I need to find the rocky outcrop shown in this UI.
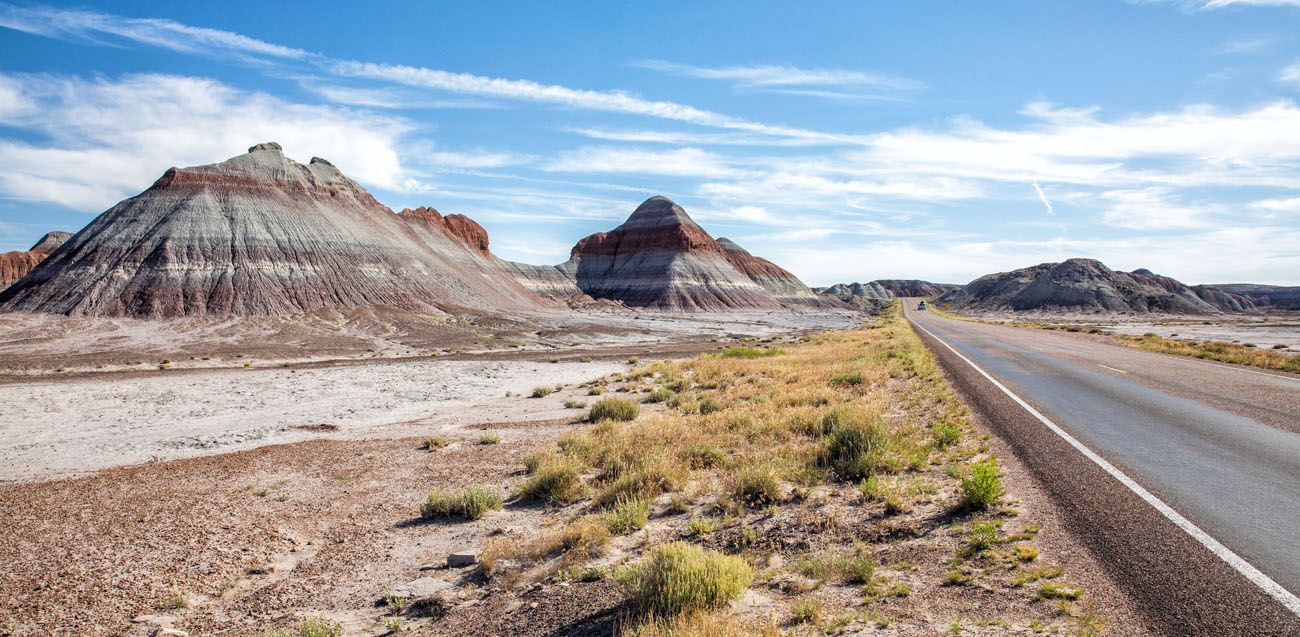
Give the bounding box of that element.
[938,258,1254,315]
[0,143,544,318]
[0,231,71,290]
[1213,284,1300,311]
[871,279,959,298]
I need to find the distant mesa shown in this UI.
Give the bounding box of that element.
[0,231,71,291]
[0,145,830,318]
[938,258,1257,314]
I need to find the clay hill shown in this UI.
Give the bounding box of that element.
[872,279,960,298]
[0,143,543,318]
[1213,284,1300,311]
[937,258,1256,314]
[815,282,893,302]
[0,232,70,291]
[504,196,824,310]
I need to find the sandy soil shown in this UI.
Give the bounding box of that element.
[0,356,628,484]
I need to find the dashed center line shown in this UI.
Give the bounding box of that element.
[1098,364,1129,374]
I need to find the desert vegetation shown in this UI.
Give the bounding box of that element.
[468,304,1097,634]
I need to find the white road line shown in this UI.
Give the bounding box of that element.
[1029,345,1044,351]
[1098,364,1129,374]
[911,318,1300,619]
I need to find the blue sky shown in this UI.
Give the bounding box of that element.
[2,1,1300,285]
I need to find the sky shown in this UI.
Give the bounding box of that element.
[2,1,1300,286]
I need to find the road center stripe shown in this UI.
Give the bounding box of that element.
[911,317,1300,619]
[1097,364,1129,374]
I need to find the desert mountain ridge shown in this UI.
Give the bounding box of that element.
[0,143,831,318]
[937,258,1259,315]
[0,231,70,291]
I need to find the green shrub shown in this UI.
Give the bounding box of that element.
[588,398,639,422]
[732,465,781,508]
[792,598,821,624]
[646,387,675,403]
[688,516,721,536]
[478,433,502,445]
[563,399,587,409]
[820,407,892,481]
[588,385,606,396]
[516,456,584,504]
[960,459,1003,510]
[532,385,554,398]
[697,397,724,415]
[931,421,961,448]
[829,371,864,387]
[605,495,651,534]
[616,542,753,615]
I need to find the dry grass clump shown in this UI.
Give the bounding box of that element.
[616,542,753,615]
[420,485,504,520]
[532,385,555,398]
[588,397,640,422]
[619,610,779,637]
[718,346,784,359]
[262,616,342,637]
[605,495,651,534]
[515,453,585,504]
[421,435,451,450]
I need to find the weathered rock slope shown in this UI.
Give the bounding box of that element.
[715,238,822,305]
[0,232,70,291]
[0,143,544,318]
[1214,284,1300,311]
[938,258,1254,315]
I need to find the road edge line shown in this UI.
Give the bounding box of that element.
[910,317,1300,619]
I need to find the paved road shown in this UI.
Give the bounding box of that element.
[904,302,1300,636]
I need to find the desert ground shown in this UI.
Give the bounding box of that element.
[0,307,1158,637]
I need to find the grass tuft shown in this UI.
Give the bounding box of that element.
[588,398,640,422]
[615,542,753,615]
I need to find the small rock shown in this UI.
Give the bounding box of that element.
[447,551,477,567]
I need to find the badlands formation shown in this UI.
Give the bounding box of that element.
[0,144,833,319]
[938,257,1258,315]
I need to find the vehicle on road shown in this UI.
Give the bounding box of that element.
[917,301,927,310]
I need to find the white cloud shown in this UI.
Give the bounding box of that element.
[424,150,535,169]
[1202,0,1300,7]
[0,72,410,210]
[1033,181,1056,216]
[635,60,922,96]
[0,3,310,59]
[1096,188,1213,229]
[543,147,743,178]
[1281,62,1300,87]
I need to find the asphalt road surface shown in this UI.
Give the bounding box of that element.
[904,302,1300,636]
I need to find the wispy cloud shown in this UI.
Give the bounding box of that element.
[0,3,310,60]
[635,60,923,97]
[1202,0,1300,7]
[544,147,744,178]
[329,61,864,144]
[1281,62,1300,86]
[1213,34,1277,54]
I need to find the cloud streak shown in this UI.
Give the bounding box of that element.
[635,60,922,97]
